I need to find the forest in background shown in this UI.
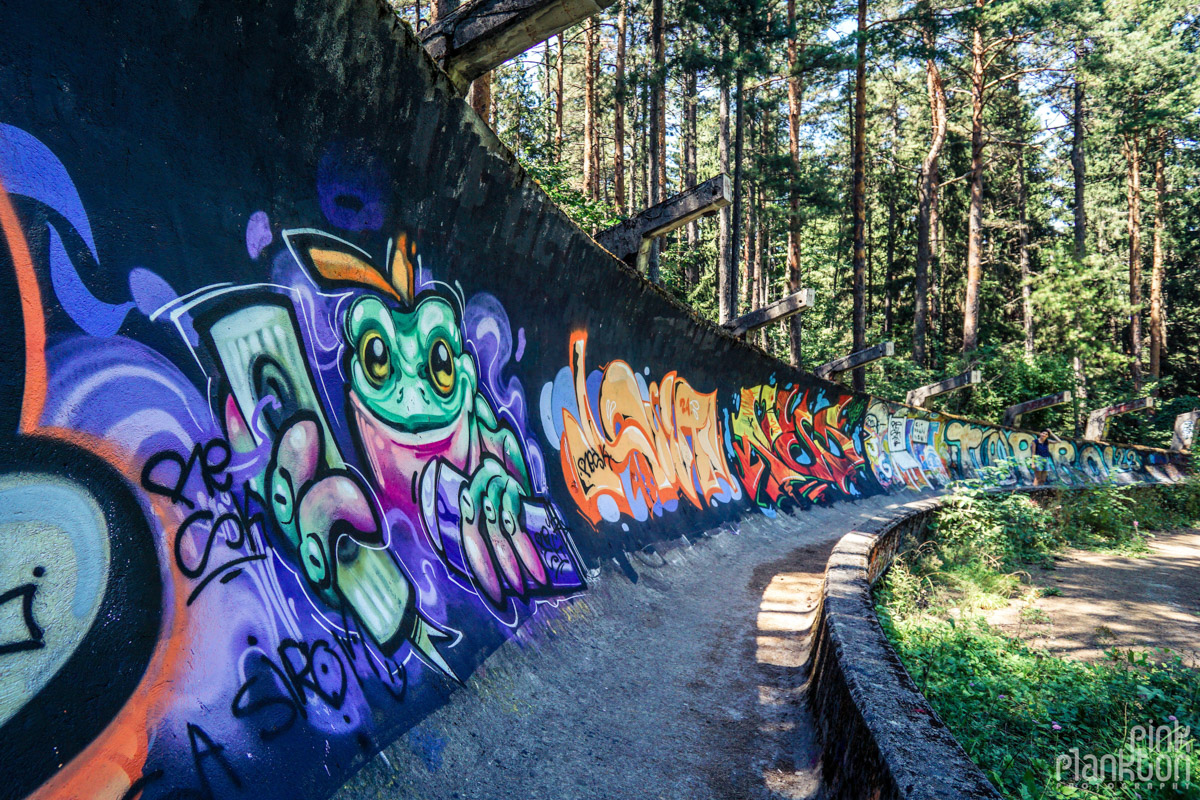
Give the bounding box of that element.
[391,0,1200,447]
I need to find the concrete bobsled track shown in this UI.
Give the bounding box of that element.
[0,2,1186,799]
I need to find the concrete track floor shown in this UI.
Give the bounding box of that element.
[338,494,913,800]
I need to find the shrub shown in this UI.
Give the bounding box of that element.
[1053,482,1137,546]
[931,475,1059,569]
[876,480,1200,800]
[878,613,1200,800]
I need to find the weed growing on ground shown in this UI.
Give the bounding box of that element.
[875,610,1200,800]
[876,481,1200,799]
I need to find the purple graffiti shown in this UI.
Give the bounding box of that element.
[246,211,273,259]
[2,126,586,800]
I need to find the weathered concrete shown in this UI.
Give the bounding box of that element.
[808,494,1004,800]
[595,174,732,269]
[337,499,915,800]
[420,0,614,92]
[815,341,894,381]
[1084,397,1156,441]
[905,370,981,408]
[723,289,816,338]
[1001,390,1073,428]
[1172,410,1199,452]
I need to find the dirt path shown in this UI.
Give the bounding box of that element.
[984,529,1200,665]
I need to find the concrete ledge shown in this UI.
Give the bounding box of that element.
[808,495,1003,800]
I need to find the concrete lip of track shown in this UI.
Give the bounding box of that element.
[337,494,915,800]
[809,494,1003,800]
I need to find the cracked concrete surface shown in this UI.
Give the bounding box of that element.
[337,494,914,800]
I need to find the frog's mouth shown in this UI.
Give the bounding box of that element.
[349,392,475,508]
[351,391,462,450]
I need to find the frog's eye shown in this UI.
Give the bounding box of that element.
[358,331,391,387]
[428,337,455,397]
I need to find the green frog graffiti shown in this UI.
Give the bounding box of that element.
[291,231,582,613]
[341,289,551,608]
[202,231,583,678]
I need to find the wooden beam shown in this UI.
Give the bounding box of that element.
[1084,396,1156,441]
[595,174,732,266]
[1001,390,1073,428]
[905,369,981,408]
[814,341,894,380]
[420,0,615,92]
[1171,410,1199,451]
[721,288,816,338]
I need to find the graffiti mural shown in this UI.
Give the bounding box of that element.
[0,2,1185,798]
[858,400,1176,492]
[725,380,878,512]
[539,331,741,527]
[0,124,585,800]
[863,400,953,491]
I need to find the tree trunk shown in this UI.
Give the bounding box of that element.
[755,128,768,348]
[850,0,868,391]
[648,0,664,202]
[914,17,945,367]
[555,34,565,160]
[432,0,455,23]
[583,19,598,202]
[543,40,553,149]
[1150,131,1167,382]
[745,170,757,312]
[885,177,895,337]
[613,2,627,217]
[654,16,667,199]
[642,80,651,207]
[867,123,879,324]
[932,209,942,365]
[1072,355,1088,437]
[646,0,665,283]
[596,92,606,206]
[1018,142,1034,358]
[684,50,699,287]
[630,80,640,212]
[963,0,985,354]
[1124,133,1143,389]
[718,57,734,323]
[1071,55,1087,260]
[786,0,805,366]
[726,65,746,325]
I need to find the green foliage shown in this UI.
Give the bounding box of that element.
[1125,478,1200,531]
[1052,483,1139,547]
[387,0,1200,420]
[933,477,1062,569]
[876,611,1200,800]
[521,157,622,232]
[876,482,1200,800]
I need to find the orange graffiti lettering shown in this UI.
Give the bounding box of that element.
[557,332,737,526]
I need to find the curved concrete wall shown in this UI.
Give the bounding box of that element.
[809,496,1003,800]
[0,2,1183,799]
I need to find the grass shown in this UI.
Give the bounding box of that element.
[875,478,1200,800]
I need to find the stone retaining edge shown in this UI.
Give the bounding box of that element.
[808,494,1003,800]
